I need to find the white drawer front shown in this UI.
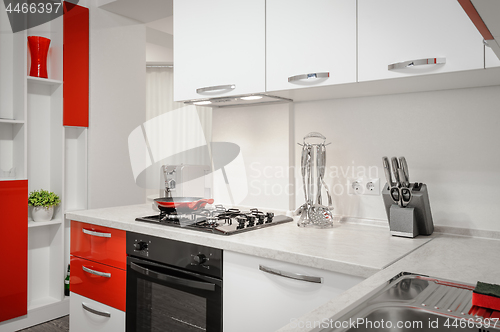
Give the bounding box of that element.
[70,292,125,332]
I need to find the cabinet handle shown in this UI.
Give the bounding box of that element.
[388,57,446,70]
[196,84,236,94]
[83,266,111,278]
[259,265,322,284]
[82,302,111,318]
[288,72,329,83]
[82,228,111,238]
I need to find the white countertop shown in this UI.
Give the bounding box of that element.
[277,234,500,331]
[66,204,433,278]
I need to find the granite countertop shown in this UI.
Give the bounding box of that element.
[277,234,500,331]
[66,204,433,278]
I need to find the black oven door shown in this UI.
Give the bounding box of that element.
[126,256,222,332]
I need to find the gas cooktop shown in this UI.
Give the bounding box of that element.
[135,205,293,235]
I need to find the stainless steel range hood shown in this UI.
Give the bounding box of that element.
[459,0,500,60]
[183,93,293,108]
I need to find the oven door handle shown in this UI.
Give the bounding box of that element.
[130,262,216,291]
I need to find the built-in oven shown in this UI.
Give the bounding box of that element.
[126,232,223,332]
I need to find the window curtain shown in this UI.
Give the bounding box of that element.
[145,67,212,198]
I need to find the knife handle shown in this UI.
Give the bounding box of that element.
[391,157,401,186]
[399,156,410,185]
[382,157,393,188]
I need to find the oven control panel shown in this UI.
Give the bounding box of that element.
[132,239,150,257]
[126,231,222,279]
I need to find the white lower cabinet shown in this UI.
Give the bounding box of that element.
[223,251,364,332]
[70,292,125,332]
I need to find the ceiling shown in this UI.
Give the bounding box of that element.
[146,16,173,35]
[98,0,173,29]
[471,0,500,40]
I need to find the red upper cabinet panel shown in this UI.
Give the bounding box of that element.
[0,180,28,323]
[63,2,89,127]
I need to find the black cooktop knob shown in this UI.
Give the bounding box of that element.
[246,215,256,227]
[236,216,246,230]
[266,212,274,223]
[256,214,265,225]
[134,241,148,251]
[193,254,207,265]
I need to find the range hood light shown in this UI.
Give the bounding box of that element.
[193,100,212,105]
[240,95,264,101]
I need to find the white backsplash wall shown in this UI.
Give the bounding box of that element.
[296,85,500,232]
[212,103,291,210]
[212,85,500,232]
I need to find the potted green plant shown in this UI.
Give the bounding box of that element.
[28,189,61,222]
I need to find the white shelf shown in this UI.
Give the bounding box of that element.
[28,218,64,228]
[0,177,27,181]
[27,76,63,86]
[28,296,61,311]
[0,118,24,124]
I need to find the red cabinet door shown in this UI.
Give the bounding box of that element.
[0,180,28,322]
[63,2,89,127]
[70,221,127,270]
[70,257,126,311]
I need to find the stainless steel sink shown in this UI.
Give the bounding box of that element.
[315,273,500,332]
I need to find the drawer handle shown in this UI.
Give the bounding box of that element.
[388,57,446,70]
[196,84,235,94]
[82,302,111,318]
[83,266,111,278]
[259,265,322,284]
[288,72,329,83]
[82,228,111,238]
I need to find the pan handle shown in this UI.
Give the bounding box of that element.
[188,198,214,210]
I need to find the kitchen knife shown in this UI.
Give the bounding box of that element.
[382,157,394,189]
[389,157,402,206]
[399,156,410,187]
[391,157,401,187]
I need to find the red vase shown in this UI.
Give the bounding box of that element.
[28,36,51,79]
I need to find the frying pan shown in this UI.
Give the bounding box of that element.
[154,197,214,212]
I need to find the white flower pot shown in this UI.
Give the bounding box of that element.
[32,206,54,222]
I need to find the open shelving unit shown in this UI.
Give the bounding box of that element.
[0,6,27,183]
[0,4,88,331]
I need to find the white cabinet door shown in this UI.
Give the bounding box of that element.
[266,0,356,92]
[223,251,364,332]
[358,0,484,82]
[70,292,125,332]
[173,0,265,102]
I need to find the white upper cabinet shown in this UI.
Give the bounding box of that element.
[173,0,265,102]
[266,0,356,92]
[358,0,485,82]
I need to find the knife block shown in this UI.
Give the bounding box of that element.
[382,183,434,238]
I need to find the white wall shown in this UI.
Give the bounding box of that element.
[88,2,146,208]
[212,85,500,232]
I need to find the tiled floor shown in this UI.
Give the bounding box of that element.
[18,315,69,332]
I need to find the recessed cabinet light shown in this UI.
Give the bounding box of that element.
[193,100,212,105]
[240,96,263,101]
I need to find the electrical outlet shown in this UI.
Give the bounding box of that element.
[347,178,380,195]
